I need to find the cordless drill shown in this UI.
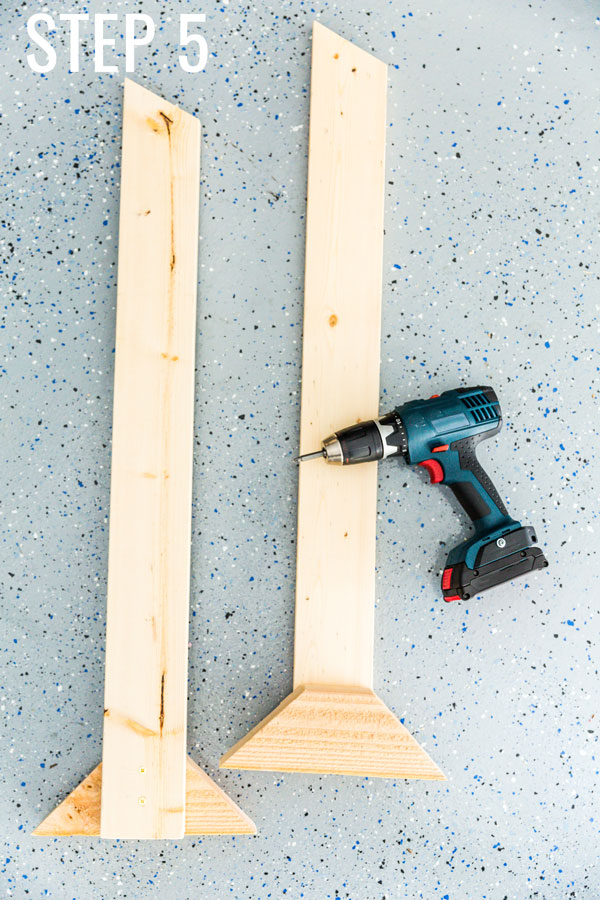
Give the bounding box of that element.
[298,386,548,602]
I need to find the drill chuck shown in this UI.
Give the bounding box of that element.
[325,421,384,464]
[321,434,344,463]
[299,414,407,465]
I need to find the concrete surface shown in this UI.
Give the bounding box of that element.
[0,0,598,897]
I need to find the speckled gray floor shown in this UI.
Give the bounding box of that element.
[1,1,598,898]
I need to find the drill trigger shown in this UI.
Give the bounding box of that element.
[418,458,444,484]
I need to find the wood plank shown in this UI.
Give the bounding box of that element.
[221,25,443,780]
[99,78,201,839]
[221,685,445,779]
[34,760,257,836]
[34,80,256,839]
[293,22,388,688]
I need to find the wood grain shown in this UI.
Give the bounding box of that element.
[99,78,201,839]
[33,765,103,837]
[293,22,388,688]
[34,760,256,836]
[221,685,445,779]
[184,758,256,835]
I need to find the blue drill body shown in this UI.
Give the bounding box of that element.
[302,385,548,602]
[395,387,520,571]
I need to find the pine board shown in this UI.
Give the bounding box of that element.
[294,23,388,688]
[99,79,201,839]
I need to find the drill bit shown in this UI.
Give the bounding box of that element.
[296,450,324,463]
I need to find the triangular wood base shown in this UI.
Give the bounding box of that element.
[183,758,256,835]
[33,763,103,837]
[33,757,256,837]
[220,685,445,779]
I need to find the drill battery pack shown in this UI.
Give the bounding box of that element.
[442,525,548,602]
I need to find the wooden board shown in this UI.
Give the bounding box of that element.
[33,759,256,836]
[221,25,444,781]
[221,685,445,779]
[294,22,387,687]
[33,80,256,838]
[100,78,200,839]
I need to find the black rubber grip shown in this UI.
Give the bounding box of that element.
[451,436,509,521]
[449,481,491,521]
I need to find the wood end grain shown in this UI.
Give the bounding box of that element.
[220,685,445,779]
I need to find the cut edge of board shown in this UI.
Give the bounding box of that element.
[311,20,388,74]
[32,758,256,837]
[122,76,202,125]
[32,763,103,837]
[219,685,446,779]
